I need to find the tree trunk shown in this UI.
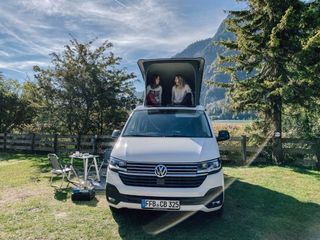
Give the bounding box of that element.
[271,97,284,164]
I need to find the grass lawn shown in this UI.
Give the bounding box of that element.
[0,153,319,240]
[212,120,252,136]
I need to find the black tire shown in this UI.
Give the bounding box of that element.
[109,206,122,214]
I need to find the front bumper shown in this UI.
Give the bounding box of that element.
[106,169,224,212]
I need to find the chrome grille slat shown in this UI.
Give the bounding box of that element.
[119,173,206,188]
[127,167,156,170]
[127,163,197,168]
[119,162,206,188]
[126,162,198,176]
[120,172,204,177]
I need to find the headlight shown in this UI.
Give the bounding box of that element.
[109,156,127,172]
[197,158,221,174]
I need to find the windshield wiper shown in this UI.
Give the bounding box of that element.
[165,134,186,137]
[125,133,167,137]
[124,134,154,137]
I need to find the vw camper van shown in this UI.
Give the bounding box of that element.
[106,58,229,213]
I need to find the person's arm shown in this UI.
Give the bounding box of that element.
[186,84,194,105]
[145,85,151,104]
[146,85,151,94]
[159,86,162,105]
[191,91,194,105]
[185,84,191,93]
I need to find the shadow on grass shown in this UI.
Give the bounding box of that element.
[0,152,45,162]
[53,186,99,206]
[0,152,88,180]
[111,180,320,240]
[291,167,320,179]
[72,197,99,207]
[54,188,70,202]
[0,152,51,173]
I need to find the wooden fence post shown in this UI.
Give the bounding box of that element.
[3,132,7,152]
[92,135,98,154]
[53,134,58,153]
[241,135,247,163]
[31,133,35,153]
[76,134,81,151]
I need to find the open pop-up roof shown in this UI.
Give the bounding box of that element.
[138,58,205,106]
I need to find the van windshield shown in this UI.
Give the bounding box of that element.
[122,109,212,138]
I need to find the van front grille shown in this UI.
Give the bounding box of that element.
[119,173,206,188]
[126,162,198,176]
[119,162,206,188]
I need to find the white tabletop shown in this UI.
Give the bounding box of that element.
[69,153,99,159]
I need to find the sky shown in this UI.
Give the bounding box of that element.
[0,0,243,91]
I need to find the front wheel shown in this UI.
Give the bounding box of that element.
[109,206,123,215]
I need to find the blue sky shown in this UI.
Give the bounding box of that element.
[0,0,243,91]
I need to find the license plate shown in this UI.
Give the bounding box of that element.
[141,199,180,210]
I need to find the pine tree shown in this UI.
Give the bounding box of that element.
[215,0,307,163]
[293,0,320,107]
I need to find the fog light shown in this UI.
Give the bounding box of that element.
[212,200,221,206]
[108,197,116,203]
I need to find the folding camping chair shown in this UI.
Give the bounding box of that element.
[48,153,78,188]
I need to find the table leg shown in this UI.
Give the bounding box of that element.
[93,157,100,182]
[69,157,74,179]
[84,158,88,181]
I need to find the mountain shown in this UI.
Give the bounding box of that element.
[174,18,234,106]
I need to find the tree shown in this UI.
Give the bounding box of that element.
[33,38,136,135]
[281,0,320,139]
[215,0,311,163]
[289,0,320,107]
[0,75,35,132]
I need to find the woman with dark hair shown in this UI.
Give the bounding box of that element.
[146,74,162,106]
[171,74,193,106]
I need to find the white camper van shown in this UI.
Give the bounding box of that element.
[106,58,229,214]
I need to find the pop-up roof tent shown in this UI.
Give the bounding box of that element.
[138,58,205,106]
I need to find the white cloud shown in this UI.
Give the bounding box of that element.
[0,0,228,83]
[0,50,11,57]
[0,60,49,70]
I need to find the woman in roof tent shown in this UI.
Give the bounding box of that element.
[146,74,162,106]
[171,74,194,106]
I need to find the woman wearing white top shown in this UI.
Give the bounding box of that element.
[146,74,162,106]
[171,74,194,105]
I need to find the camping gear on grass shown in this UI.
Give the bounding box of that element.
[71,187,95,201]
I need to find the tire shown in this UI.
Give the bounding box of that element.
[109,206,122,214]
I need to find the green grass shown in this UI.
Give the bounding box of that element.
[0,153,319,240]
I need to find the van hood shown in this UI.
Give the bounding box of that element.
[111,137,220,163]
[138,58,205,106]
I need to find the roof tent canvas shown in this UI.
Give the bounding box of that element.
[137,58,205,106]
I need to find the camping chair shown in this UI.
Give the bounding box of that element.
[48,153,78,188]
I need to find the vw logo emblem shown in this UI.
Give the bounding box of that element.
[154,165,167,178]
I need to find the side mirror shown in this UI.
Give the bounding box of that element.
[216,130,230,142]
[111,129,121,139]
